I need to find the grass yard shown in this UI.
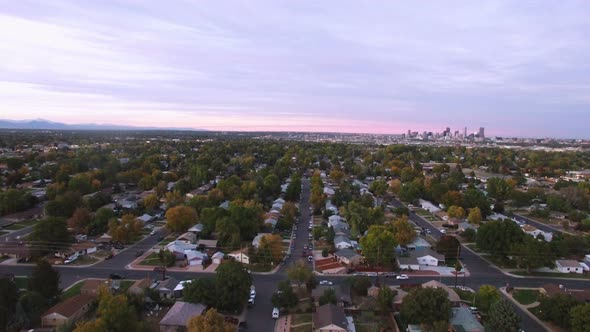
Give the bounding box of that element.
[62,280,84,300]
[119,280,135,291]
[487,256,517,269]
[15,276,29,290]
[139,252,161,266]
[290,325,312,332]
[453,287,475,304]
[512,289,540,305]
[291,313,312,326]
[69,255,99,266]
[355,324,380,332]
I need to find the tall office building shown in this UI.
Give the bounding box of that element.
[478,127,485,139]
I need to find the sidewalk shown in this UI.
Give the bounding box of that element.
[500,287,551,332]
[274,315,291,332]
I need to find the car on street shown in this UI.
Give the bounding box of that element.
[64,255,78,264]
[150,230,157,235]
[105,253,114,260]
[307,255,313,262]
[157,236,164,241]
[248,296,255,306]
[250,289,256,297]
[272,307,280,319]
[383,272,397,278]
[366,272,377,277]
[109,273,124,280]
[135,250,144,257]
[303,245,308,250]
[396,274,409,280]
[439,229,447,234]
[426,229,432,234]
[319,280,333,285]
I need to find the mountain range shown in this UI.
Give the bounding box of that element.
[0,119,206,131]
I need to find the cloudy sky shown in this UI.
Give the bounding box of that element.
[1,1,589,137]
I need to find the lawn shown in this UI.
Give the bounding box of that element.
[355,324,380,332]
[119,280,135,291]
[486,256,517,269]
[139,252,161,266]
[512,271,590,279]
[248,263,274,272]
[290,325,312,332]
[512,289,540,305]
[62,280,84,300]
[0,255,9,263]
[16,219,38,227]
[69,255,99,266]
[453,287,475,304]
[291,313,311,326]
[4,223,25,230]
[15,276,29,290]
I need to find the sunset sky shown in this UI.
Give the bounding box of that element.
[1,1,589,137]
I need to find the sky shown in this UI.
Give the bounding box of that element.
[1,1,589,138]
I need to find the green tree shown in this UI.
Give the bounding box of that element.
[0,278,18,330]
[165,205,198,233]
[263,174,281,198]
[108,214,142,244]
[349,276,372,296]
[485,299,520,332]
[463,188,491,218]
[284,175,302,201]
[184,278,217,307]
[319,288,337,305]
[359,225,397,267]
[287,261,313,288]
[271,280,298,309]
[28,260,61,305]
[487,177,513,202]
[537,294,580,328]
[400,287,452,326]
[214,261,251,312]
[435,235,460,260]
[474,285,501,313]
[461,228,476,242]
[570,304,590,332]
[67,207,92,234]
[31,217,72,254]
[392,216,416,246]
[187,308,234,332]
[158,250,176,268]
[510,236,556,273]
[467,207,482,224]
[89,207,115,235]
[12,291,46,330]
[96,291,137,332]
[377,287,396,312]
[73,319,107,332]
[476,219,524,257]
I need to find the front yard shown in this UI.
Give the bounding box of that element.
[512,271,590,279]
[139,252,161,266]
[512,289,540,305]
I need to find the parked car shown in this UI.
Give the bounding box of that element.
[250,289,256,297]
[439,229,447,234]
[307,255,313,262]
[383,272,397,278]
[319,280,333,285]
[272,307,280,319]
[135,250,144,257]
[150,230,157,235]
[109,273,124,280]
[396,274,409,280]
[366,272,377,277]
[64,255,78,264]
[248,296,255,306]
[105,253,114,260]
[303,246,308,250]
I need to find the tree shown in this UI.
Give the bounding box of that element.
[96,290,137,332]
[359,225,397,267]
[463,188,491,218]
[537,293,580,328]
[447,205,465,218]
[392,216,416,246]
[435,235,460,260]
[349,276,372,296]
[476,219,524,257]
[287,261,313,288]
[400,287,451,326]
[158,250,176,268]
[510,236,555,273]
[74,319,107,332]
[284,175,302,201]
[12,291,46,330]
[0,278,18,330]
[485,299,520,332]
[377,287,396,312]
[184,278,216,307]
[214,261,251,312]
[461,228,476,242]
[370,180,388,197]
[108,214,142,244]
[258,234,283,264]
[143,193,159,211]
[271,280,298,309]
[487,177,513,202]
[474,285,501,313]
[570,304,590,332]
[28,260,61,305]
[187,308,234,332]
[454,262,462,288]
[31,217,72,254]
[263,174,281,198]
[319,288,337,305]
[467,207,482,224]
[89,207,115,235]
[67,207,92,234]
[166,205,197,233]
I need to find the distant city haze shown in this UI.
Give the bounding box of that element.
[1,1,589,138]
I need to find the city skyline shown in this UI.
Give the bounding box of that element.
[2,1,590,138]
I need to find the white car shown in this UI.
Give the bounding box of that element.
[248,296,255,305]
[396,274,409,280]
[440,229,447,234]
[366,272,378,277]
[307,255,313,262]
[250,289,256,297]
[272,307,280,319]
[319,280,333,286]
[150,230,157,235]
[64,255,78,264]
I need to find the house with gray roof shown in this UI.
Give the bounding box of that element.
[159,301,206,332]
[313,304,348,332]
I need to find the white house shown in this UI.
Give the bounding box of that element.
[188,223,204,234]
[273,198,286,205]
[185,250,207,266]
[166,241,198,259]
[264,218,278,229]
[328,215,347,228]
[271,202,284,211]
[416,250,445,266]
[228,249,250,264]
[323,187,336,196]
[419,199,440,213]
[137,214,153,223]
[522,225,553,242]
[176,232,196,244]
[325,201,338,213]
[334,235,353,249]
[211,252,224,265]
[555,260,583,274]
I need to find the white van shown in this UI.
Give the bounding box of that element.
[272,307,280,319]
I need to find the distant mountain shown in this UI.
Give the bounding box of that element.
[0,119,207,131]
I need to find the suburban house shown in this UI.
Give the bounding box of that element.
[176,232,197,244]
[450,307,485,332]
[128,278,152,297]
[264,217,278,229]
[334,235,353,250]
[70,242,98,256]
[173,280,192,298]
[405,236,432,251]
[419,199,441,213]
[41,294,95,327]
[152,277,179,300]
[0,240,31,260]
[196,239,218,250]
[185,250,208,266]
[541,284,590,303]
[165,241,198,260]
[228,249,250,264]
[211,251,224,264]
[159,301,206,332]
[398,254,420,271]
[95,233,112,244]
[323,186,336,196]
[137,213,154,223]
[187,223,204,234]
[555,260,583,274]
[398,250,445,269]
[313,304,348,332]
[328,215,347,228]
[80,279,109,297]
[522,224,553,242]
[325,201,338,213]
[422,280,461,306]
[458,222,478,233]
[334,248,364,267]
